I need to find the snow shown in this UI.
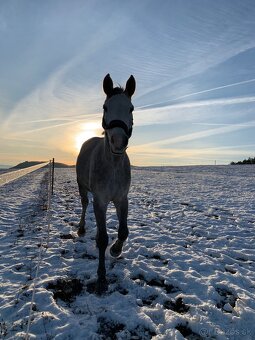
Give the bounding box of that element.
[0,165,255,339]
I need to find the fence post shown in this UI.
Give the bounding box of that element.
[51,158,55,195]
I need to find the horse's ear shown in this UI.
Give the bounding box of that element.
[125,75,136,98]
[103,74,113,97]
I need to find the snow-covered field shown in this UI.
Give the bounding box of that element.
[0,165,255,339]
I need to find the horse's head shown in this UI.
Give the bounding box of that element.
[102,74,136,155]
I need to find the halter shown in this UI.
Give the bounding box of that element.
[102,117,133,137]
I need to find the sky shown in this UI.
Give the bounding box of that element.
[0,0,255,166]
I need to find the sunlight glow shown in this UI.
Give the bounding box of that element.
[74,122,101,152]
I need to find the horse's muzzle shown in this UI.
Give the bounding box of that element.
[110,133,128,154]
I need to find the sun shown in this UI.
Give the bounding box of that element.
[75,122,101,152]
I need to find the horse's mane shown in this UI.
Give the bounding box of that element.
[108,86,124,98]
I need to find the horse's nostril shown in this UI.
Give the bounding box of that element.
[111,133,128,151]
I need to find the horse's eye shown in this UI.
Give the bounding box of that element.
[103,105,107,112]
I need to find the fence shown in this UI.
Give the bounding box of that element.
[0,159,55,339]
[0,162,50,187]
[24,159,55,339]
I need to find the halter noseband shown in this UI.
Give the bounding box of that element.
[102,117,133,138]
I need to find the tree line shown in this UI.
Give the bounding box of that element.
[230,157,255,165]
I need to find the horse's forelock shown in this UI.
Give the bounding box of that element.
[107,86,124,98]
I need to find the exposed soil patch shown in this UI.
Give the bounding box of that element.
[81,252,97,260]
[130,325,157,339]
[97,317,125,340]
[215,287,237,312]
[176,323,203,339]
[47,278,83,303]
[164,297,190,314]
[60,233,75,240]
[85,281,97,294]
[142,294,158,306]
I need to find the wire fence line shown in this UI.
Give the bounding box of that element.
[19,159,55,340]
[0,162,49,187]
[6,158,54,340]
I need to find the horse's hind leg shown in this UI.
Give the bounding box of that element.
[78,184,88,236]
[110,197,129,258]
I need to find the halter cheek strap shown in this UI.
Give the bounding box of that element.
[102,117,133,137]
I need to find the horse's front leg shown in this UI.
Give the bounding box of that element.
[77,184,88,236]
[110,197,129,258]
[78,194,88,236]
[93,197,109,294]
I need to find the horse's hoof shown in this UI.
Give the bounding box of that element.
[77,227,86,237]
[110,240,123,258]
[96,279,108,295]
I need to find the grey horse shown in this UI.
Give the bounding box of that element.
[76,74,136,294]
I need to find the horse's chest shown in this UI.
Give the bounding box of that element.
[91,164,130,199]
[105,169,129,191]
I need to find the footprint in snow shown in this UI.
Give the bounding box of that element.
[97,317,156,340]
[164,297,190,314]
[175,322,203,340]
[131,273,179,294]
[215,286,237,313]
[46,277,84,303]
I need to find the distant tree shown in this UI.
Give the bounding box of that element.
[230,157,255,165]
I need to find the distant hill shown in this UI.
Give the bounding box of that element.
[11,161,75,169]
[230,157,255,165]
[0,164,11,169]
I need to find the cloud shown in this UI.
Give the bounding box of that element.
[134,95,255,128]
[133,120,255,148]
[129,142,255,166]
[137,78,255,110]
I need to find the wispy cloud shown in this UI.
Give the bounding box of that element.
[15,113,102,125]
[130,142,255,166]
[134,95,255,127]
[133,120,255,148]
[137,79,255,110]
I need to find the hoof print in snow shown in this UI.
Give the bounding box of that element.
[81,252,96,260]
[236,256,249,263]
[225,265,237,274]
[86,281,97,294]
[97,317,124,339]
[60,233,75,240]
[150,253,162,260]
[215,287,237,312]
[15,264,24,271]
[17,229,24,237]
[132,274,179,294]
[117,286,129,295]
[86,280,108,295]
[142,294,158,306]
[47,278,83,303]
[164,297,190,314]
[130,325,156,339]
[108,274,118,284]
[176,323,203,339]
[86,275,122,295]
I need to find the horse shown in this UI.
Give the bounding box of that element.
[76,74,136,294]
